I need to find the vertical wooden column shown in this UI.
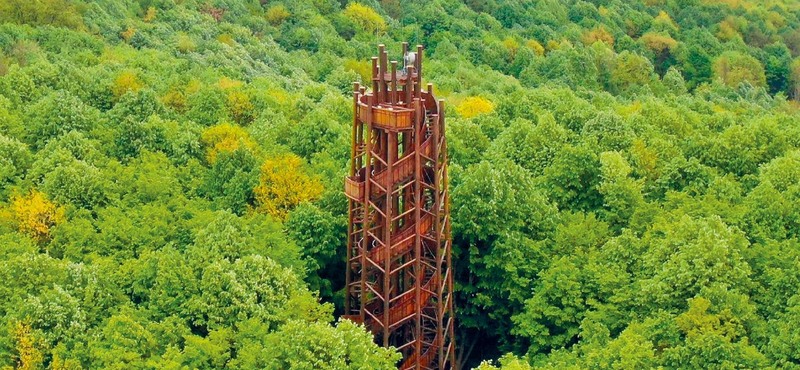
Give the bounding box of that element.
[372,56,379,103]
[379,44,388,104]
[432,106,444,368]
[383,132,395,347]
[405,66,414,108]
[390,60,400,232]
[391,61,398,105]
[416,44,423,79]
[346,82,359,316]
[360,88,374,324]
[442,99,456,369]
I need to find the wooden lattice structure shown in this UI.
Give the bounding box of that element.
[343,43,456,370]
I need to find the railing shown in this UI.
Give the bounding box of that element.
[374,105,414,130]
[372,154,414,190]
[357,104,415,130]
[356,91,439,131]
[344,176,364,201]
[400,336,440,370]
[367,212,434,265]
[345,126,435,200]
[364,273,439,329]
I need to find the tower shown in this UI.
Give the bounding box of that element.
[344,43,456,370]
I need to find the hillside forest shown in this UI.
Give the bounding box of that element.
[3,0,800,369]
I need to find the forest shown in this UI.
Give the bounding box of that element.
[2,0,800,369]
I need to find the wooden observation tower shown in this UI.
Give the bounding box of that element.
[343,43,456,370]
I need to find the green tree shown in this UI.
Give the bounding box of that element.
[762,42,792,94]
[597,151,644,228]
[202,147,259,216]
[25,90,101,149]
[285,203,346,300]
[539,144,602,212]
[452,159,558,354]
[663,296,769,369]
[713,51,767,88]
[0,0,84,29]
[610,51,654,93]
[488,113,569,175]
[0,134,31,191]
[263,319,401,370]
[40,157,107,210]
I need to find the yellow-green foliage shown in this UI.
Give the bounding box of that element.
[121,27,136,42]
[701,0,754,9]
[344,59,372,82]
[456,96,494,118]
[265,5,291,25]
[714,51,767,87]
[10,321,44,370]
[640,32,678,54]
[502,37,520,58]
[611,51,654,90]
[630,139,658,179]
[176,32,196,53]
[217,78,254,124]
[217,33,235,46]
[791,59,800,98]
[218,77,243,90]
[143,6,157,22]
[526,39,545,56]
[343,3,386,34]
[200,123,255,164]
[653,10,677,30]
[7,190,64,243]
[111,70,143,98]
[583,26,614,46]
[474,354,532,370]
[0,0,83,29]
[226,90,254,124]
[49,354,81,370]
[253,154,323,220]
[161,88,186,112]
[717,16,744,40]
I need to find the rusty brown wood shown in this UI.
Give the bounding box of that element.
[346,82,359,316]
[346,42,455,370]
[405,66,414,108]
[391,61,398,106]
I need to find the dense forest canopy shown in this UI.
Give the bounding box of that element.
[2,0,800,369]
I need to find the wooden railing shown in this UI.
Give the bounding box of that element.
[343,128,433,200]
[364,273,439,331]
[356,91,439,131]
[367,212,434,265]
[344,176,364,201]
[400,336,440,370]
